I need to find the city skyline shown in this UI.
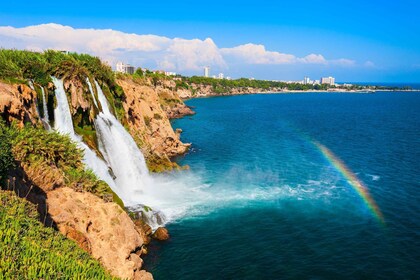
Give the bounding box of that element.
[0,0,418,82]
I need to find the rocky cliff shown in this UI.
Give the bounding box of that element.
[117,76,193,172]
[3,122,153,279]
[0,82,39,127]
[0,74,195,278]
[0,50,199,279]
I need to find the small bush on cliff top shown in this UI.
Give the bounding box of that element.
[0,191,116,279]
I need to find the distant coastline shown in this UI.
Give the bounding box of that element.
[180,87,420,100]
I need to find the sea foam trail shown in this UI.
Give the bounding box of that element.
[52,77,117,191]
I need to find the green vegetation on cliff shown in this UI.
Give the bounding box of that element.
[183,76,330,93]
[0,49,126,120]
[0,49,113,87]
[0,122,123,207]
[0,191,116,279]
[0,122,14,186]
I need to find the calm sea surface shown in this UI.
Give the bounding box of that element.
[144,92,420,279]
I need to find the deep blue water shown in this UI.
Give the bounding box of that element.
[144,92,420,279]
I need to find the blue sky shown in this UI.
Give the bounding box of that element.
[1,0,419,82]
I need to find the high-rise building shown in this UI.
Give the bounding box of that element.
[303,76,311,85]
[204,66,210,77]
[321,76,335,85]
[116,62,135,74]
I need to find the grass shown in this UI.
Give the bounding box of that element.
[0,190,117,279]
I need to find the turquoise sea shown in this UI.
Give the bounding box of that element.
[144,92,420,279]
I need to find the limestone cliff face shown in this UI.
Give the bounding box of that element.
[117,77,192,171]
[0,82,39,127]
[48,187,152,280]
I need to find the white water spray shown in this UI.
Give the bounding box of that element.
[51,76,117,191]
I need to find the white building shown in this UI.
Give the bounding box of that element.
[165,71,177,76]
[218,73,224,79]
[303,76,311,85]
[321,76,335,86]
[204,66,210,77]
[116,62,135,74]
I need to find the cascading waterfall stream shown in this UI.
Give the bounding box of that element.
[29,80,51,130]
[40,86,51,130]
[86,77,99,108]
[86,79,167,227]
[51,76,118,193]
[93,80,153,200]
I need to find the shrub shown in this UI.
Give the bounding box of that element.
[9,124,122,205]
[0,122,14,186]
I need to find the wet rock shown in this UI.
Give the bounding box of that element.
[134,270,153,280]
[152,227,170,241]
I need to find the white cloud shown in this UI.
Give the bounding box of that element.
[299,54,327,64]
[364,60,376,68]
[331,58,356,67]
[221,43,296,64]
[159,38,226,71]
[0,23,358,73]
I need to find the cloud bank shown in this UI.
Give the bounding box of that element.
[0,23,356,74]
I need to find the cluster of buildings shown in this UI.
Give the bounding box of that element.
[303,76,335,86]
[116,62,135,74]
[203,66,231,80]
[115,62,336,86]
[115,62,177,77]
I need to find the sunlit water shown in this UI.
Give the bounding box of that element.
[144,92,420,279]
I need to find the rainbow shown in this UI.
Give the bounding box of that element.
[313,141,385,224]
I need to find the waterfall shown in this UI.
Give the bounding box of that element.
[54,76,168,228]
[29,80,51,130]
[53,77,74,136]
[86,78,99,108]
[40,87,51,130]
[93,80,153,204]
[51,76,118,193]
